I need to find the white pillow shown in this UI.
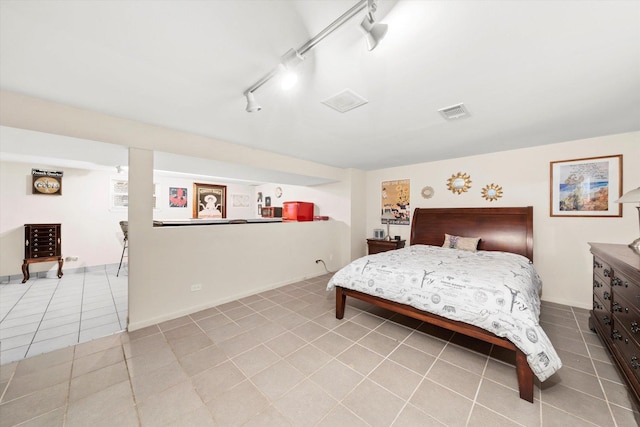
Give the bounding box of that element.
[442,234,481,252]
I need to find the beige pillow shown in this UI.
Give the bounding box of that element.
[442,234,481,252]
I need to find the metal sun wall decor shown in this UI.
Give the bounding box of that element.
[446,172,472,195]
[481,183,503,201]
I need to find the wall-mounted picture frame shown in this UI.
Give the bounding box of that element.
[169,187,188,208]
[550,154,622,217]
[193,183,227,219]
[381,179,410,225]
[32,169,63,195]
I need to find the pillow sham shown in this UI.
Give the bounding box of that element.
[442,234,481,252]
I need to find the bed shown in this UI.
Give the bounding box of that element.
[327,206,561,402]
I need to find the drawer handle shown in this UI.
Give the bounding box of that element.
[594,260,603,269]
[612,329,623,340]
[632,356,640,370]
[603,292,611,301]
[594,301,603,310]
[612,277,629,288]
[612,303,629,314]
[632,321,640,334]
[604,269,611,277]
[593,280,602,288]
[603,315,611,325]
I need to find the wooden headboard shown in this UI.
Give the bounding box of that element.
[410,207,534,261]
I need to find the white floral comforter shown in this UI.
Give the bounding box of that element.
[326,245,561,381]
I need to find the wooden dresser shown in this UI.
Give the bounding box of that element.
[366,238,405,255]
[22,223,63,283]
[589,243,640,404]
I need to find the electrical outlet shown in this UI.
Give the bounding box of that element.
[329,253,333,261]
[190,283,202,292]
[65,256,79,262]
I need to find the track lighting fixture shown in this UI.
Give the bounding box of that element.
[243,0,388,112]
[244,91,261,112]
[279,48,305,90]
[360,0,388,51]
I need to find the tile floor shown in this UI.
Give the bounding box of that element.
[1,273,639,426]
[0,265,127,365]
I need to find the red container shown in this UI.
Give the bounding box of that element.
[283,201,314,221]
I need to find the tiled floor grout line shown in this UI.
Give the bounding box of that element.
[0,284,31,324]
[105,270,125,330]
[572,305,621,427]
[23,278,64,360]
[465,350,493,426]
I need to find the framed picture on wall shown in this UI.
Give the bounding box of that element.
[550,154,622,217]
[32,169,63,195]
[169,187,188,208]
[193,183,227,219]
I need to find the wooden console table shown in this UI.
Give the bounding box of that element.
[22,223,63,283]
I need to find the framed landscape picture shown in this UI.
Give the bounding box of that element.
[550,154,622,217]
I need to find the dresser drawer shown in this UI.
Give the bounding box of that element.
[615,273,640,309]
[614,293,640,347]
[593,276,612,308]
[612,326,640,384]
[594,256,612,283]
[593,293,612,333]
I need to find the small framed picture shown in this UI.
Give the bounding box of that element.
[169,187,188,208]
[32,169,63,195]
[193,183,227,219]
[550,154,622,217]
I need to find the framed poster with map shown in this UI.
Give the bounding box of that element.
[550,154,622,217]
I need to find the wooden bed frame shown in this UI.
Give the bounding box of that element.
[335,207,536,402]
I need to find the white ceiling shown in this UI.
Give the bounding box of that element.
[1,0,639,172]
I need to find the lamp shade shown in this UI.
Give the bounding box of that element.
[616,187,640,203]
[381,209,396,221]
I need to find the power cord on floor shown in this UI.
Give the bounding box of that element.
[315,259,334,274]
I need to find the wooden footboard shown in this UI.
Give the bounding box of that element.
[335,286,534,403]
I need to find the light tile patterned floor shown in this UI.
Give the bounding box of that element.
[1,273,638,426]
[0,266,127,365]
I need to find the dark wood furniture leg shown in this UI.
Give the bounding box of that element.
[336,287,346,319]
[57,256,64,278]
[21,260,29,283]
[516,349,534,402]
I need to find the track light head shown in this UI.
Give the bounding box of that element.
[279,48,304,90]
[360,15,388,51]
[245,91,261,113]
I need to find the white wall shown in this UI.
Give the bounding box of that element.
[365,131,640,309]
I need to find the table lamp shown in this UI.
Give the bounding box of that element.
[616,187,640,252]
[381,209,396,241]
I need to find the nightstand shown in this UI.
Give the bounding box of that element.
[367,238,406,255]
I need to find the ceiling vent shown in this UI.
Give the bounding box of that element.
[438,103,470,120]
[321,89,368,113]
